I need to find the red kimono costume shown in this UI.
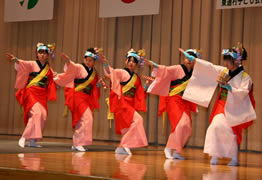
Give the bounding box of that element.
[54,61,100,146]
[148,64,197,153]
[15,60,56,140]
[106,67,148,148]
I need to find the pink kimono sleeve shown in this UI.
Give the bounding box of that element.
[54,61,88,88]
[147,65,184,96]
[14,60,35,89]
[104,66,130,97]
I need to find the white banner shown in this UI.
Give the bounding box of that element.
[4,0,54,22]
[217,0,262,9]
[99,0,160,18]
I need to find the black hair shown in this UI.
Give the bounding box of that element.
[187,51,197,58]
[127,56,138,64]
[84,48,97,58]
[223,47,248,62]
[223,49,237,64]
[241,47,248,60]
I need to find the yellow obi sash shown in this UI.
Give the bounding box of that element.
[168,80,189,96]
[64,70,96,117]
[106,73,138,126]
[26,64,49,88]
[74,70,96,92]
[160,80,189,133]
[122,73,137,94]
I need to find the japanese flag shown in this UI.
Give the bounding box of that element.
[99,0,160,18]
[4,0,54,22]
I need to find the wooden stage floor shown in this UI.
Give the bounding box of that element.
[0,136,262,179]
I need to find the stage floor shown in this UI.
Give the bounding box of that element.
[0,136,262,179]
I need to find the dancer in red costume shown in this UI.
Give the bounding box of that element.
[6,43,57,148]
[145,49,199,159]
[100,49,149,155]
[54,48,101,152]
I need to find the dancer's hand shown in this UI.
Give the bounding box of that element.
[178,48,185,54]
[217,78,227,85]
[6,53,19,63]
[61,53,71,62]
[97,77,108,89]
